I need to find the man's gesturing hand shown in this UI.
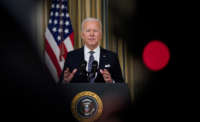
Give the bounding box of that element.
[64,68,77,83]
[100,69,113,83]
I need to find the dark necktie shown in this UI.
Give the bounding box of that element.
[88,51,95,83]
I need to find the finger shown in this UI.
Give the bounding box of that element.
[64,70,71,79]
[103,73,110,77]
[102,72,112,81]
[100,69,108,75]
[102,69,109,75]
[64,70,70,76]
[104,77,108,81]
[65,73,74,82]
[64,68,69,73]
[100,69,104,74]
[105,76,111,80]
[103,69,110,75]
[68,69,77,80]
[64,72,70,77]
[72,68,78,75]
[103,73,110,79]
[104,75,112,81]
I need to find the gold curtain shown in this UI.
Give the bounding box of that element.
[68,0,106,49]
[43,0,134,100]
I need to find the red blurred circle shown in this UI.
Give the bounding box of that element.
[142,40,170,71]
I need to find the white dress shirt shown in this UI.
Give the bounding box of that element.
[84,45,115,83]
[84,45,100,72]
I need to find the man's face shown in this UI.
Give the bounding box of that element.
[81,21,102,49]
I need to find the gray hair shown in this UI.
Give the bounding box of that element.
[81,17,102,32]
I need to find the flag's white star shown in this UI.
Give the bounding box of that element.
[64,29,69,34]
[56,4,60,9]
[50,12,53,16]
[55,12,59,17]
[52,27,57,32]
[60,20,63,25]
[49,19,52,24]
[61,13,64,17]
[65,21,69,26]
[57,36,61,41]
[58,28,63,33]
[54,20,58,24]
[61,5,65,9]
[51,4,55,8]
[66,13,69,17]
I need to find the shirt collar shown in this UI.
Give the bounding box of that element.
[84,45,100,54]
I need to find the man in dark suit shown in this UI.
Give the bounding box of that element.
[60,18,124,83]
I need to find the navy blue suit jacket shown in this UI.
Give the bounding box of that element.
[59,47,124,83]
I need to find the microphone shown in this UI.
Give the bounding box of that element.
[88,60,98,81]
[79,60,87,76]
[91,60,98,74]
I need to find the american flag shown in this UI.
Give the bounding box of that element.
[45,0,74,82]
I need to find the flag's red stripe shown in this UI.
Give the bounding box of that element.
[45,39,62,77]
[58,42,68,60]
[69,32,74,46]
[63,44,68,59]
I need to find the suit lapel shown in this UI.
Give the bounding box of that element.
[99,47,106,70]
[80,47,84,61]
[94,48,106,82]
[74,47,84,74]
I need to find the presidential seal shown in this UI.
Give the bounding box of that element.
[71,91,103,122]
